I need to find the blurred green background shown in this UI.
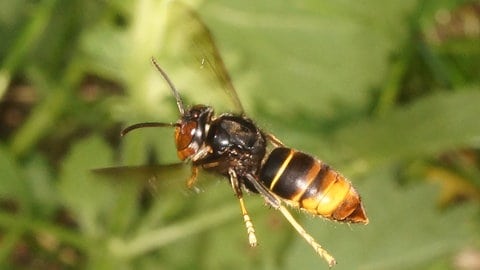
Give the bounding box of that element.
[1,0,480,269]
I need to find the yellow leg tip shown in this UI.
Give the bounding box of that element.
[248,234,257,247]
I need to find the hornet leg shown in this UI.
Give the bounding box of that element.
[266,133,286,147]
[228,169,257,247]
[244,174,336,267]
[186,165,199,189]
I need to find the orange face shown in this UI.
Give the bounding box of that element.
[175,121,199,160]
[173,105,213,161]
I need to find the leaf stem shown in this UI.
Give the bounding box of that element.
[0,211,89,250]
[108,203,239,259]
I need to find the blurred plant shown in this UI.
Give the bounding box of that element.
[375,2,480,208]
[0,0,479,269]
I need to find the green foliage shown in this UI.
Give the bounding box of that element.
[0,0,479,269]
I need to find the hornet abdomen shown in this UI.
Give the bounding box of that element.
[259,147,368,223]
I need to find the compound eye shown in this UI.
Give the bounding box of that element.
[175,121,198,160]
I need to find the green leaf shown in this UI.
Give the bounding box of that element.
[23,153,57,216]
[0,143,26,202]
[79,22,129,82]
[58,135,115,237]
[200,0,418,115]
[332,89,480,167]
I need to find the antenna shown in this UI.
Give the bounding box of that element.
[121,122,178,137]
[151,57,185,115]
[121,59,183,137]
